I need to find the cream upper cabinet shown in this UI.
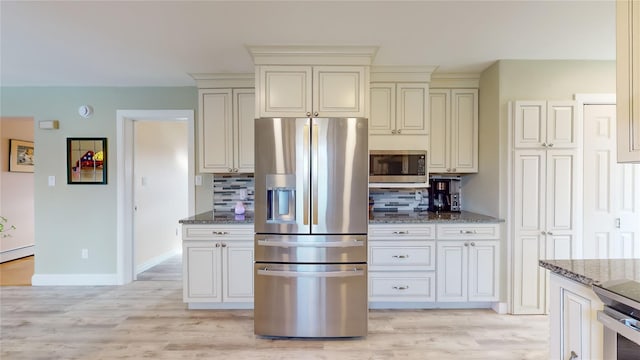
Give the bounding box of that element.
[617,1,640,163]
[513,101,577,149]
[256,65,367,118]
[370,82,428,135]
[198,88,255,173]
[428,89,478,173]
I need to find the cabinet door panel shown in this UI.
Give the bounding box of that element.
[436,242,467,302]
[513,234,546,314]
[546,150,577,232]
[369,84,395,134]
[450,89,478,172]
[234,89,255,172]
[546,234,573,260]
[223,241,254,302]
[259,66,311,117]
[428,90,449,172]
[547,101,577,148]
[185,246,221,302]
[396,83,428,135]
[199,90,233,172]
[514,101,546,148]
[562,289,591,360]
[514,150,546,232]
[313,66,365,117]
[468,241,499,301]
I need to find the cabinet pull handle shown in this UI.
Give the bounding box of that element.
[569,351,578,360]
[392,255,409,259]
[212,231,229,235]
[392,285,409,290]
[392,231,409,235]
[460,230,477,234]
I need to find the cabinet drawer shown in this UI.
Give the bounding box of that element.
[183,225,254,240]
[369,224,436,240]
[369,272,435,301]
[436,223,500,240]
[369,241,435,271]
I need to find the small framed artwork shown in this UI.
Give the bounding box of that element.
[9,139,34,173]
[67,137,107,184]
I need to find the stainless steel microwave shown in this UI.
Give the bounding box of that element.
[369,150,427,183]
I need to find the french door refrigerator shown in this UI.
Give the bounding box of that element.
[254,117,369,338]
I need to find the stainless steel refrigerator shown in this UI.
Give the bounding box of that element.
[254,117,369,338]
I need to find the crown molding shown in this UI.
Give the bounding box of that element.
[370,65,439,82]
[246,45,379,66]
[430,73,481,88]
[190,73,254,88]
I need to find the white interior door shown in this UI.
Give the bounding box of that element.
[583,104,640,258]
[133,120,188,276]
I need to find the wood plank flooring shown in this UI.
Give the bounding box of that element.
[1,255,550,359]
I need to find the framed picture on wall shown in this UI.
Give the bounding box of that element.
[67,137,107,184]
[9,139,34,173]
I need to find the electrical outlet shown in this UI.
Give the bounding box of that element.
[81,248,89,259]
[239,189,248,200]
[415,191,422,201]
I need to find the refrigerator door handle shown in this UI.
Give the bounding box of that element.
[312,124,319,225]
[257,239,365,248]
[257,268,365,278]
[303,123,310,226]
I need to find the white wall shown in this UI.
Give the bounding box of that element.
[133,120,187,271]
[0,117,35,262]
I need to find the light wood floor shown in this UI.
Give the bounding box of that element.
[0,256,550,359]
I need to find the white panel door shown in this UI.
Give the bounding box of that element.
[234,89,255,173]
[436,241,467,302]
[369,84,395,134]
[258,65,311,117]
[313,66,365,117]
[547,101,577,148]
[396,83,428,135]
[583,104,640,259]
[222,241,254,302]
[468,240,499,301]
[199,89,233,172]
[514,101,546,148]
[428,89,450,173]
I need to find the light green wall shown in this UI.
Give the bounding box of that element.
[1,87,198,275]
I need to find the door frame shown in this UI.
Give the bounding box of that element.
[116,110,195,285]
[574,93,615,259]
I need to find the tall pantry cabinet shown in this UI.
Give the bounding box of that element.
[510,100,580,314]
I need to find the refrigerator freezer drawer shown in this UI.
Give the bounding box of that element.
[254,234,367,263]
[254,263,368,338]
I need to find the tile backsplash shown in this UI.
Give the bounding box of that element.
[213,174,255,213]
[369,188,428,212]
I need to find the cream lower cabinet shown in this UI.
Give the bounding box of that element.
[428,89,479,174]
[182,224,254,309]
[436,224,500,302]
[549,273,603,360]
[198,88,255,173]
[256,65,367,118]
[368,224,436,307]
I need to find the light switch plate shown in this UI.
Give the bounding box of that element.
[195,175,202,186]
[48,176,55,187]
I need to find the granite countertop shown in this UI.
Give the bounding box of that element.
[179,211,254,225]
[539,258,640,286]
[368,210,504,224]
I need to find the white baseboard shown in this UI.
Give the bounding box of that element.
[135,248,181,275]
[492,302,508,314]
[31,273,119,286]
[1,245,34,263]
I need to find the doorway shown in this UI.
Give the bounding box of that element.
[582,104,640,258]
[116,110,194,285]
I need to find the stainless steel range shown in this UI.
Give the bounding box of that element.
[593,280,640,360]
[253,117,369,338]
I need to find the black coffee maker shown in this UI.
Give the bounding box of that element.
[428,177,462,212]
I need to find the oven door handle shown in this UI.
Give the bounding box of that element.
[597,309,640,344]
[257,268,365,278]
[256,239,365,248]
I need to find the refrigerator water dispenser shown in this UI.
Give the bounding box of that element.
[266,174,296,223]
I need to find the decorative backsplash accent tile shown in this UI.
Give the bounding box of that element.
[369,189,428,212]
[213,174,255,213]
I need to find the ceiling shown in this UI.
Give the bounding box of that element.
[0,1,616,87]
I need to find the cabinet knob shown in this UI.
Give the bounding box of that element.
[452,168,456,172]
[306,112,311,117]
[464,242,469,247]
[397,129,402,134]
[221,243,227,248]
[541,231,547,235]
[470,242,476,246]
[547,231,553,236]
[542,142,548,147]
[548,143,554,147]
[227,168,233,172]
[313,112,319,117]
[391,130,397,134]
[234,168,239,173]
[215,243,221,248]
